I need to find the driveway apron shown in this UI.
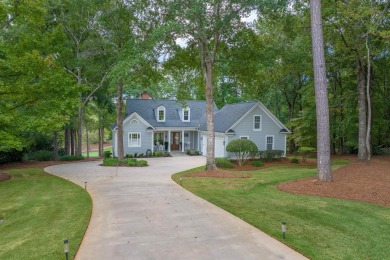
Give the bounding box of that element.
[45,157,307,260]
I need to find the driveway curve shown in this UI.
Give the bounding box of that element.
[45,157,307,260]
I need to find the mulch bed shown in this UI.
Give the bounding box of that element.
[0,173,12,182]
[228,158,317,171]
[278,156,390,207]
[184,170,251,178]
[0,158,102,171]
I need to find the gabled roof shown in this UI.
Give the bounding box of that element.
[200,101,290,133]
[120,99,217,128]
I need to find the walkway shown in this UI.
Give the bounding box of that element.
[45,157,307,260]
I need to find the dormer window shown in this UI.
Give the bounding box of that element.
[157,106,165,122]
[182,107,190,122]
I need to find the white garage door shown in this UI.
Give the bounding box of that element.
[202,134,225,158]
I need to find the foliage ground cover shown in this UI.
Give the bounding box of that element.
[102,158,148,167]
[0,168,92,259]
[172,161,390,260]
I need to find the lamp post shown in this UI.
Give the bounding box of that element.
[281,221,287,239]
[64,239,69,260]
[179,177,183,186]
[84,181,87,190]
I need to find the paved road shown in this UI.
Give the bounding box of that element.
[45,157,307,260]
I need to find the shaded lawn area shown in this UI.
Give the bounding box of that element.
[82,147,112,157]
[0,167,92,259]
[172,160,390,260]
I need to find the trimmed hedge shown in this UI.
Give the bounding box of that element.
[102,158,148,167]
[226,139,258,166]
[257,150,284,161]
[0,149,23,164]
[59,155,84,161]
[216,158,234,168]
[251,160,264,167]
[24,150,53,161]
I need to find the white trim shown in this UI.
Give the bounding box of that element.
[113,112,153,130]
[240,136,249,140]
[253,115,262,131]
[128,132,141,147]
[182,107,190,122]
[266,135,274,150]
[157,106,166,122]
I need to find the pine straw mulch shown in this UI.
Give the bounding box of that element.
[277,156,390,207]
[0,158,102,171]
[184,156,390,207]
[0,173,12,182]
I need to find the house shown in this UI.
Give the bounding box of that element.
[111,92,290,158]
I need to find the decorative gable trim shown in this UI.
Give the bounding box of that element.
[112,112,153,130]
[227,102,291,133]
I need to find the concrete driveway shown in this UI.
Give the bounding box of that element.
[45,157,307,260]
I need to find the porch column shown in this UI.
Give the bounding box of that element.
[168,130,171,153]
[181,130,185,152]
[151,131,154,152]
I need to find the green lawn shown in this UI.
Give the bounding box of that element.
[0,168,92,259]
[172,160,390,260]
[82,147,112,157]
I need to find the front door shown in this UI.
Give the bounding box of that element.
[171,132,180,150]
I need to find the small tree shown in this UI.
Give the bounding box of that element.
[226,139,258,166]
[297,147,316,162]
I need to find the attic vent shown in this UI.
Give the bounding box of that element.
[130,119,139,124]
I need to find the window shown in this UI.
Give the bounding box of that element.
[240,136,249,140]
[157,106,165,122]
[128,132,141,147]
[253,115,261,131]
[266,136,274,150]
[183,107,190,122]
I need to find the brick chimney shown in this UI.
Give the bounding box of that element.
[140,91,152,99]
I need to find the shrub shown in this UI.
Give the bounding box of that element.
[258,150,284,162]
[0,149,23,164]
[291,157,299,164]
[251,161,264,167]
[125,154,134,158]
[59,155,84,161]
[297,147,316,162]
[25,150,53,161]
[226,139,258,166]
[103,158,119,166]
[215,158,234,168]
[104,150,112,158]
[137,160,148,166]
[103,158,148,167]
[380,147,390,155]
[139,153,144,157]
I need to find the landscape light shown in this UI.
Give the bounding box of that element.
[64,239,69,260]
[84,181,87,190]
[281,221,287,239]
[180,177,183,186]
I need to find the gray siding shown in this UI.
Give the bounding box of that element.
[230,105,286,152]
[123,117,153,155]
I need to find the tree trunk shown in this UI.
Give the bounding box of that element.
[64,127,71,155]
[365,37,372,161]
[86,125,90,158]
[71,128,75,155]
[98,119,104,157]
[77,95,83,156]
[199,43,217,171]
[310,0,332,181]
[357,59,367,160]
[53,131,58,161]
[117,81,124,160]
